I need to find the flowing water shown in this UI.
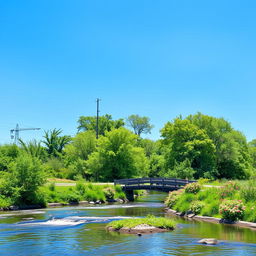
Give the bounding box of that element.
[1,192,256,255]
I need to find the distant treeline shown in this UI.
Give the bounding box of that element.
[0,112,256,207]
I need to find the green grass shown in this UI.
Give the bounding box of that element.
[41,182,127,204]
[107,215,176,230]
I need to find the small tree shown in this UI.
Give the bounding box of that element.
[42,129,71,157]
[126,114,154,137]
[86,128,149,181]
[77,114,124,135]
[6,154,46,206]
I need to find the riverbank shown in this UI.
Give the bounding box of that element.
[0,182,127,211]
[164,180,256,229]
[166,208,256,230]
[0,181,148,211]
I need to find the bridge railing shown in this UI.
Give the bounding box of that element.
[114,177,196,190]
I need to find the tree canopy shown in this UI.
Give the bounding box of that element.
[86,128,149,181]
[161,113,253,179]
[126,114,154,137]
[77,114,124,136]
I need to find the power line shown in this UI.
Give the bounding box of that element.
[96,98,101,139]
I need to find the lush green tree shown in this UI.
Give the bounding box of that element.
[63,131,97,180]
[161,159,195,179]
[137,138,158,157]
[86,128,149,181]
[65,131,96,161]
[19,139,46,161]
[249,139,256,170]
[148,153,165,177]
[0,154,46,206]
[77,114,124,135]
[0,144,20,172]
[42,129,71,157]
[187,113,252,179]
[161,118,216,179]
[126,114,154,137]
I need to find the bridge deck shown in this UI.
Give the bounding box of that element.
[114,177,196,192]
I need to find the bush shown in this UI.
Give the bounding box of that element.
[198,178,210,185]
[219,200,245,221]
[0,196,12,209]
[219,181,240,199]
[165,190,183,208]
[185,183,201,194]
[75,181,86,195]
[48,182,55,192]
[103,187,115,200]
[241,182,256,202]
[189,201,204,215]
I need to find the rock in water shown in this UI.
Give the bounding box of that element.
[198,238,218,245]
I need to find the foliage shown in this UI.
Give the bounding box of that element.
[249,139,256,169]
[0,154,46,207]
[161,113,253,180]
[19,139,46,160]
[0,196,12,209]
[219,200,245,221]
[219,181,240,199]
[189,201,204,215]
[137,138,157,157]
[0,144,20,172]
[43,128,71,157]
[103,187,115,200]
[161,118,216,179]
[163,159,195,179]
[86,128,149,181]
[165,190,184,208]
[77,114,124,135]
[64,131,97,161]
[240,180,256,202]
[107,215,175,230]
[184,183,201,194]
[148,154,165,177]
[126,114,154,137]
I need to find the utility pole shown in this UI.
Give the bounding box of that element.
[10,124,41,144]
[96,98,101,139]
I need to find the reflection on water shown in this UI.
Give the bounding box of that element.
[0,192,256,255]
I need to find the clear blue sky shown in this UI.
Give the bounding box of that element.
[0,0,255,143]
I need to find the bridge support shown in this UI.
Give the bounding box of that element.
[125,190,134,201]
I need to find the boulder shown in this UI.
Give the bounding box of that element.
[198,238,218,245]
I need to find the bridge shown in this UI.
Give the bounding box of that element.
[114,177,196,201]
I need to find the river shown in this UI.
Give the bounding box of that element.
[1,192,256,255]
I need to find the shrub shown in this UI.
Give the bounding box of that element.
[48,182,55,192]
[65,192,80,204]
[219,181,240,199]
[198,178,210,185]
[75,181,86,195]
[241,182,256,202]
[189,201,204,215]
[114,185,122,193]
[103,187,115,200]
[165,190,183,208]
[0,196,12,209]
[185,183,201,194]
[219,200,245,221]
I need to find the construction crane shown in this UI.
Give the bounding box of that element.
[10,124,41,144]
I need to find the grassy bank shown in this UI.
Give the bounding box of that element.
[165,180,256,222]
[41,182,126,205]
[0,182,127,210]
[107,215,176,230]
